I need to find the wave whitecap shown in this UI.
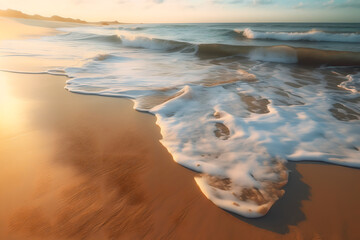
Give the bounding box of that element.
[60,30,360,66]
[197,44,360,66]
[116,31,195,52]
[236,28,360,43]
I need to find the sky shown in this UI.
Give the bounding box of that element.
[1,0,360,23]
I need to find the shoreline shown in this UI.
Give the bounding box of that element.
[0,71,359,240]
[1,18,360,240]
[0,17,59,40]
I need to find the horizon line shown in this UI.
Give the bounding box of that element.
[1,8,360,25]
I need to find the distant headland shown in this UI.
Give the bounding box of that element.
[0,9,123,25]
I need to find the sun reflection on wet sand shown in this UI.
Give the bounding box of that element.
[0,70,360,240]
[0,71,159,239]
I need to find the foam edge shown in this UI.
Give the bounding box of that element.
[194,172,287,218]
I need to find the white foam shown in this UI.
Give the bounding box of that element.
[59,56,360,217]
[194,177,278,218]
[116,31,160,49]
[338,73,360,93]
[116,31,191,51]
[2,23,360,218]
[241,28,360,43]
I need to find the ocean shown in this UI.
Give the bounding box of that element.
[1,21,359,217]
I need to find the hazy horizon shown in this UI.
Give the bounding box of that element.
[1,0,360,23]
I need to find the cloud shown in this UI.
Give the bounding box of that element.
[322,0,334,6]
[337,0,360,8]
[293,0,360,10]
[70,0,90,4]
[252,0,273,5]
[212,0,274,6]
[322,0,360,8]
[116,0,164,5]
[212,0,244,4]
[294,1,304,9]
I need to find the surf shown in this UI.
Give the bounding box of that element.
[236,28,360,43]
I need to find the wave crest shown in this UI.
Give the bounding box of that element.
[236,28,360,43]
[197,43,360,66]
[116,31,195,52]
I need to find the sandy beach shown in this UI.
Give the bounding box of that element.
[0,17,57,40]
[1,18,360,240]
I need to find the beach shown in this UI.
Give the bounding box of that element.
[0,18,360,240]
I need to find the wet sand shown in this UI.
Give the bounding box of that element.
[1,17,360,240]
[0,71,360,240]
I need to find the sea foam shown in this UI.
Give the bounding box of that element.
[116,31,194,52]
[338,73,360,93]
[63,54,360,217]
[2,22,360,218]
[239,28,360,43]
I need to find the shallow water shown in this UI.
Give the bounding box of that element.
[1,20,359,217]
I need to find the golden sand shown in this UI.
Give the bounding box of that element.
[0,17,58,40]
[0,18,359,240]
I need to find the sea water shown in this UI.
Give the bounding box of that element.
[1,20,359,217]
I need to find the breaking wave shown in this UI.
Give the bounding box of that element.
[197,44,360,66]
[3,21,360,218]
[116,31,195,52]
[236,28,360,43]
[83,31,360,67]
[60,31,360,66]
[196,44,298,64]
